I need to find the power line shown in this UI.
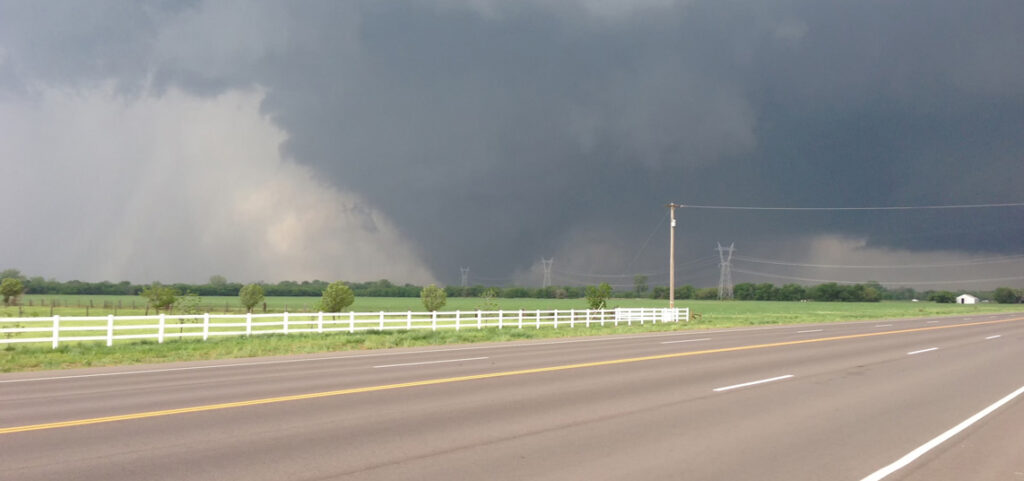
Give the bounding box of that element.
[625,209,669,270]
[552,256,717,280]
[676,202,1024,211]
[551,269,669,279]
[732,268,1024,286]
[733,254,1024,269]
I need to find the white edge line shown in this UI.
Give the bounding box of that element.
[661,338,712,344]
[985,335,1001,340]
[926,321,940,324]
[875,324,892,327]
[373,357,488,369]
[861,385,1024,481]
[907,347,938,355]
[797,329,823,333]
[713,374,794,392]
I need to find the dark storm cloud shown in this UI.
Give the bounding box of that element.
[2,0,1022,287]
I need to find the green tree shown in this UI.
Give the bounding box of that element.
[1,277,25,306]
[754,283,778,300]
[778,283,806,301]
[140,283,178,313]
[174,291,203,314]
[239,284,265,313]
[173,292,203,331]
[993,287,1020,304]
[209,275,228,286]
[675,285,696,299]
[1,268,25,282]
[421,284,447,311]
[320,281,355,312]
[694,287,719,300]
[585,282,612,309]
[810,283,842,302]
[477,288,499,310]
[733,283,756,300]
[928,291,956,303]
[633,275,648,296]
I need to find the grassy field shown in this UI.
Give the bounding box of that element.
[2,297,1021,373]
[3,294,1021,320]
[3,294,620,317]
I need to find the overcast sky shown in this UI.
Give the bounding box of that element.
[1,0,1022,289]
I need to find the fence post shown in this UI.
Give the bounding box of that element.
[407,311,412,330]
[283,312,290,334]
[107,314,114,347]
[498,310,503,329]
[203,313,210,341]
[455,310,461,331]
[536,309,541,329]
[380,311,385,331]
[52,315,60,349]
[518,309,523,329]
[318,312,324,333]
[349,312,356,333]
[553,310,558,329]
[586,309,591,328]
[432,311,437,331]
[246,312,252,336]
[477,309,482,329]
[158,313,165,343]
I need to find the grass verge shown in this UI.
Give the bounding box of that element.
[3,301,1021,373]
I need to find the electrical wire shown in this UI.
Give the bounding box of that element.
[732,268,1024,286]
[675,202,1024,211]
[623,210,669,270]
[733,254,1024,269]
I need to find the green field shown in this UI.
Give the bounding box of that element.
[2,294,1022,321]
[4,294,618,317]
[2,296,1021,373]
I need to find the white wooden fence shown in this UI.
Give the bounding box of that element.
[0,307,689,348]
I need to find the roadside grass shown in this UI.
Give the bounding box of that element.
[2,299,1021,373]
[1,322,690,372]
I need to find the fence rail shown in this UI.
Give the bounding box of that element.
[0,307,689,348]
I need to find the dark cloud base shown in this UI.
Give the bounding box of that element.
[2,0,1022,286]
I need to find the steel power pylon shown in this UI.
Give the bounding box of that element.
[541,258,554,288]
[460,267,470,289]
[717,242,735,300]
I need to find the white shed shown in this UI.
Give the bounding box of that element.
[956,294,979,304]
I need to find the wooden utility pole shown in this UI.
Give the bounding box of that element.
[666,203,679,309]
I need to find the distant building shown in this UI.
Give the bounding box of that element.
[956,294,979,304]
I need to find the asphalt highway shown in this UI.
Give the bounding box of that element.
[2,312,1023,480]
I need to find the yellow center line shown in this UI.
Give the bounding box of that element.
[3,316,1021,435]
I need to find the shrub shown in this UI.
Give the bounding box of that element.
[420,284,447,311]
[321,281,355,312]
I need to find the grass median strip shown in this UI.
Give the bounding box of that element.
[3,316,1022,435]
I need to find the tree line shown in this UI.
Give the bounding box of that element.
[2,269,1021,307]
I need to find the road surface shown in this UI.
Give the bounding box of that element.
[2,312,1022,480]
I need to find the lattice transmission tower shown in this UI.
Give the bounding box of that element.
[541,258,554,288]
[717,242,735,300]
[460,267,470,289]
